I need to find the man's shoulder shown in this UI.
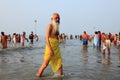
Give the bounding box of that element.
[47,23,53,29]
[47,23,52,27]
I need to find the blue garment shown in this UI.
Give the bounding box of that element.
[83,39,88,45]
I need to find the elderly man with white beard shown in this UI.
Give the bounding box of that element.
[36,13,63,77]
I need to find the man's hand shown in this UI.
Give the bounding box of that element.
[50,49,54,57]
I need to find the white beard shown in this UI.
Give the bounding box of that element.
[52,21,59,32]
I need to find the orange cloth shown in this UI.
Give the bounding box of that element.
[82,33,88,40]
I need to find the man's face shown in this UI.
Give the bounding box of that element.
[51,14,60,32]
[52,14,60,24]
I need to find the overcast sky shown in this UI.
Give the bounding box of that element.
[0,0,120,36]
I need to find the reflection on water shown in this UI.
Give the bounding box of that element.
[39,77,63,80]
[81,47,88,64]
[0,39,120,80]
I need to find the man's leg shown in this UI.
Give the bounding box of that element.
[36,60,49,77]
[108,48,111,59]
[58,65,63,76]
[103,49,106,59]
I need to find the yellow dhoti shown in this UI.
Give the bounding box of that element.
[44,38,62,73]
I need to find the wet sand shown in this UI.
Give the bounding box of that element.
[0,40,120,80]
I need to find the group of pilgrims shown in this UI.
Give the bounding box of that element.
[1,31,120,50]
[0,31,39,49]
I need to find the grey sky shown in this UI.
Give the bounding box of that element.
[0,0,120,35]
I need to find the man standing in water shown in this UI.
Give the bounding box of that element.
[29,31,34,44]
[102,34,111,64]
[21,32,26,47]
[36,13,63,77]
[82,31,89,48]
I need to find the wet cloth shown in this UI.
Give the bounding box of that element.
[44,38,62,73]
[83,39,88,45]
[82,33,88,45]
[93,34,99,47]
[106,40,111,48]
[103,39,111,50]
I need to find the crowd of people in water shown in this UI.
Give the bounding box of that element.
[60,31,120,49]
[1,31,120,50]
[1,13,120,79]
[60,31,120,64]
[0,31,39,49]
[1,30,120,72]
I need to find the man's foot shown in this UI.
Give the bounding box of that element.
[59,74,64,77]
[36,73,42,77]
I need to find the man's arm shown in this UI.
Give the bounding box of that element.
[45,24,54,56]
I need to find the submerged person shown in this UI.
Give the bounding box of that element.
[93,31,99,48]
[7,34,11,43]
[102,34,111,63]
[82,31,89,48]
[118,32,120,48]
[98,31,102,49]
[1,32,7,49]
[36,13,63,77]
[12,33,17,47]
[21,32,29,47]
[29,31,34,44]
[34,34,39,42]
[21,32,26,47]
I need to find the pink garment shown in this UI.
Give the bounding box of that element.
[21,35,25,43]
